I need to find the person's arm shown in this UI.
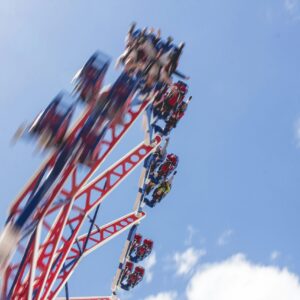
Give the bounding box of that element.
[187,95,193,104]
[169,171,177,185]
[153,95,166,107]
[154,90,171,107]
[162,137,169,156]
[157,28,161,39]
[115,50,128,69]
[173,69,190,80]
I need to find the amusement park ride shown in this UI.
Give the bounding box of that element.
[0,23,192,299]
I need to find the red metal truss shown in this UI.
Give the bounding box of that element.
[50,211,145,299]
[8,96,152,225]
[3,96,155,299]
[40,138,159,300]
[9,136,160,299]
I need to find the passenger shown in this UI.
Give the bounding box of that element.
[122,261,134,281]
[164,99,190,134]
[153,179,171,200]
[127,266,144,288]
[121,266,145,290]
[164,42,185,77]
[144,172,176,207]
[145,175,160,195]
[135,239,153,261]
[157,154,178,178]
[149,138,169,174]
[118,23,188,98]
[160,81,188,118]
[129,234,143,256]
[135,244,147,261]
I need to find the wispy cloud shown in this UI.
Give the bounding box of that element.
[173,247,206,276]
[144,291,177,300]
[143,252,157,283]
[184,225,205,246]
[217,229,233,246]
[184,225,196,246]
[186,253,300,300]
[270,250,281,261]
[284,0,299,13]
[283,0,300,20]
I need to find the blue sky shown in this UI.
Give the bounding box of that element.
[0,0,300,299]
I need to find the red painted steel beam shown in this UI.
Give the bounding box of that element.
[50,211,145,299]
[37,138,159,300]
[4,96,153,297]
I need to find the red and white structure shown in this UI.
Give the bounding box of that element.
[0,24,190,299]
[0,92,162,299]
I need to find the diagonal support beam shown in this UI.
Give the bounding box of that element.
[12,135,160,299]
[39,137,159,300]
[50,211,145,299]
[4,95,154,298]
